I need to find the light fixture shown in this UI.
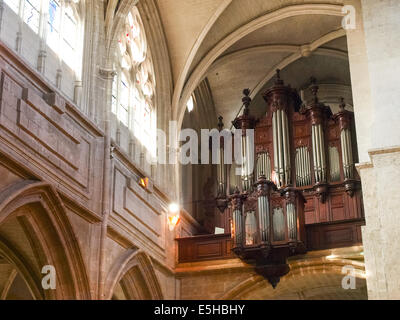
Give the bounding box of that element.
[167,203,181,231]
[139,177,149,189]
[169,203,180,214]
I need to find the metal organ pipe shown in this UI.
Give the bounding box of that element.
[295,146,311,187]
[286,202,297,241]
[273,113,278,180]
[273,109,291,188]
[341,128,354,179]
[256,152,271,181]
[233,209,243,246]
[241,134,254,192]
[282,111,290,185]
[312,124,326,183]
[329,146,341,182]
[258,195,270,242]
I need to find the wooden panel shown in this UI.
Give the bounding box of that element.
[197,242,222,258]
[177,234,234,263]
[306,220,364,250]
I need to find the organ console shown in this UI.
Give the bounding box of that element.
[216,70,364,287]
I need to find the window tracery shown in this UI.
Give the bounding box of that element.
[112,7,156,156]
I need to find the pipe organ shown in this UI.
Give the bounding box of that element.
[215,70,364,287]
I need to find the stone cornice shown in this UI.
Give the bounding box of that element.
[356,146,400,171]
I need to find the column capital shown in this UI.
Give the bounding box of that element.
[99,68,117,80]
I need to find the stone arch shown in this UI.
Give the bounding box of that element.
[105,249,163,300]
[176,3,345,129]
[220,258,367,300]
[0,181,91,300]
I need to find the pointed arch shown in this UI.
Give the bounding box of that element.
[105,249,163,300]
[0,181,91,299]
[220,258,366,300]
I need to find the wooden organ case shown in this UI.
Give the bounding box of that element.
[212,71,364,286]
[250,74,364,251]
[176,71,364,289]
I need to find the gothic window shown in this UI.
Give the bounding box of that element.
[47,0,61,51]
[112,7,156,155]
[24,0,41,33]
[47,0,80,71]
[3,0,82,72]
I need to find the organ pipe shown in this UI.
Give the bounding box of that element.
[295,146,311,186]
[255,176,275,244]
[335,99,355,181]
[312,124,327,183]
[286,202,297,241]
[329,146,341,182]
[258,195,270,242]
[272,109,291,188]
[233,208,243,246]
[256,152,271,181]
[245,211,257,245]
[241,134,254,191]
[341,129,354,180]
[273,207,285,241]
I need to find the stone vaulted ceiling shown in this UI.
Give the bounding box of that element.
[151,0,350,128]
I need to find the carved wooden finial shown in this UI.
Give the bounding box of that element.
[242,89,252,115]
[217,116,224,131]
[339,97,346,111]
[275,69,284,85]
[309,77,319,103]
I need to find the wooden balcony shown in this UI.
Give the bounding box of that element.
[176,219,365,264]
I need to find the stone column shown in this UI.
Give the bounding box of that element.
[346,0,400,299]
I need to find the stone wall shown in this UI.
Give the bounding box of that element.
[346,0,400,299]
[0,39,182,300]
